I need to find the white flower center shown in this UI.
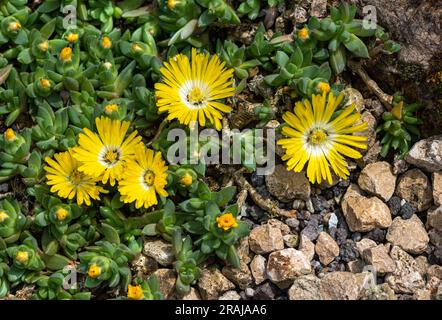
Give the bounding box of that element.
[99,146,122,168]
[179,80,210,109]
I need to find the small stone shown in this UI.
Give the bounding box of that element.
[319,272,362,300]
[283,234,299,248]
[250,255,267,285]
[236,236,252,265]
[152,269,177,299]
[385,246,425,294]
[433,172,442,206]
[347,260,365,273]
[288,275,322,300]
[249,224,284,254]
[365,228,387,242]
[414,256,429,277]
[387,196,402,216]
[253,282,277,300]
[405,135,442,172]
[310,0,327,17]
[427,206,442,232]
[362,244,396,274]
[291,6,308,24]
[143,239,174,266]
[339,240,360,263]
[222,262,253,290]
[265,164,311,202]
[393,159,410,175]
[343,87,365,113]
[315,232,340,266]
[360,283,397,300]
[396,169,432,212]
[301,215,321,241]
[386,215,429,254]
[356,238,377,256]
[399,202,416,219]
[327,213,339,229]
[267,249,311,287]
[285,217,300,229]
[198,268,235,300]
[267,219,291,236]
[131,254,158,276]
[341,184,392,232]
[245,288,255,298]
[180,287,201,300]
[358,162,396,201]
[299,234,315,261]
[427,265,442,279]
[218,290,241,300]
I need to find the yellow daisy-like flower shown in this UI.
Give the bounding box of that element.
[317,82,330,93]
[127,284,144,300]
[88,264,101,278]
[278,92,368,184]
[155,48,235,131]
[16,251,29,263]
[180,173,193,186]
[118,146,168,209]
[60,47,72,62]
[44,149,108,206]
[101,36,112,49]
[65,32,79,43]
[4,128,16,141]
[216,213,238,231]
[73,116,142,186]
[298,27,309,40]
[55,208,69,221]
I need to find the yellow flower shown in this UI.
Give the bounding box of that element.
[65,33,79,43]
[104,103,118,114]
[167,0,180,9]
[4,128,16,141]
[317,82,330,93]
[216,213,238,231]
[38,41,49,52]
[298,27,309,40]
[44,149,108,205]
[60,47,72,62]
[40,79,51,89]
[73,117,142,186]
[0,210,9,223]
[131,43,142,52]
[8,21,21,31]
[16,251,29,263]
[278,92,368,184]
[118,146,168,209]
[127,284,144,300]
[155,48,234,131]
[391,101,403,120]
[55,208,69,221]
[180,173,193,186]
[88,264,101,278]
[102,36,112,49]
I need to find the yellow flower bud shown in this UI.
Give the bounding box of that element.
[60,47,72,62]
[167,0,179,9]
[297,27,309,41]
[104,104,118,114]
[4,128,16,141]
[0,210,9,223]
[317,82,330,93]
[8,21,21,31]
[55,208,69,221]
[101,36,112,49]
[16,251,29,263]
[65,33,79,43]
[103,62,113,70]
[180,173,193,186]
[127,284,144,300]
[40,79,51,89]
[88,264,101,278]
[216,213,238,231]
[38,41,49,52]
[131,43,142,52]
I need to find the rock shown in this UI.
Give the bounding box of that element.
[152,269,177,299]
[339,240,360,263]
[396,169,432,212]
[315,232,340,266]
[265,164,311,202]
[385,246,425,294]
[362,244,396,274]
[143,239,174,266]
[386,215,429,254]
[198,268,235,300]
[365,228,387,242]
[393,159,410,175]
[319,272,363,300]
[267,219,291,236]
[291,6,308,24]
[414,256,429,278]
[399,202,416,220]
[283,234,299,248]
[343,87,365,113]
[253,282,277,300]
[427,265,442,280]
[180,288,201,300]
[236,236,252,265]
[360,283,397,300]
[355,111,377,166]
[358,162,396,201]
[249,223,284,255]
[266,249,311,287]
[285,217,300,229]
[387,196,402,216]
[298,234,315,261]
[427,206,442,231]
[244,288,254,298]
[356,238,377,256]
[341,184,392,232]
[405,135,442,172]
[310,0,327,18]
[433,172,442,206]
[250,255,267,285]
[218,290,241,300]
[429,229,442,248]
[222,262,253,290]
[300,215,321,241]
[347,260,365,273]
[131,254,158,276]
[288,275,322,300]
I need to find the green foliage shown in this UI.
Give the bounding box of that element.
[377,95,421,159]
[0,198,31,245]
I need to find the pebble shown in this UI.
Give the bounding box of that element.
[339,240,360,263]
[265,164,311,202]
[253,282,278,300]
[198,268,236,300]
[386,215,430,254]
[387,196,402,216]
[433,172,442,206]
[288,275,322,300]
[358,162,396,201]
[399,202,415,219]
[405,135,442,172]
[395,169,433,212]
[300,215,321,241]
[315,232,340,266]
[267,249,312,287]
[218,290,241,300]
[249,223,284,254]
[250,255,267,285]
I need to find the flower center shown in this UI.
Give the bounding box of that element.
[16,251,29,263]
[188,87,205,104]
[216,213,238,231]
[144,170,155,187]
[104,104,118,114]
[0,210,9,223]
[309,129,327,145]
[103,149,120,165]
[56,208,69,221]
[127,284,144,300]
[88,264,101,278]
[69,169,83,185]
[180,173,193,186]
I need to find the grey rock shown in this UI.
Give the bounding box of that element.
[288,275,322,300]
[198,268,235,300]
[265,164,311,202]
[266,249,311,287]
[426,206,442,231]
[396,169,432,212]
[250,255,267,285]
[218,290,241,300]
[143,239,174,266]
[405,135,442,172]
